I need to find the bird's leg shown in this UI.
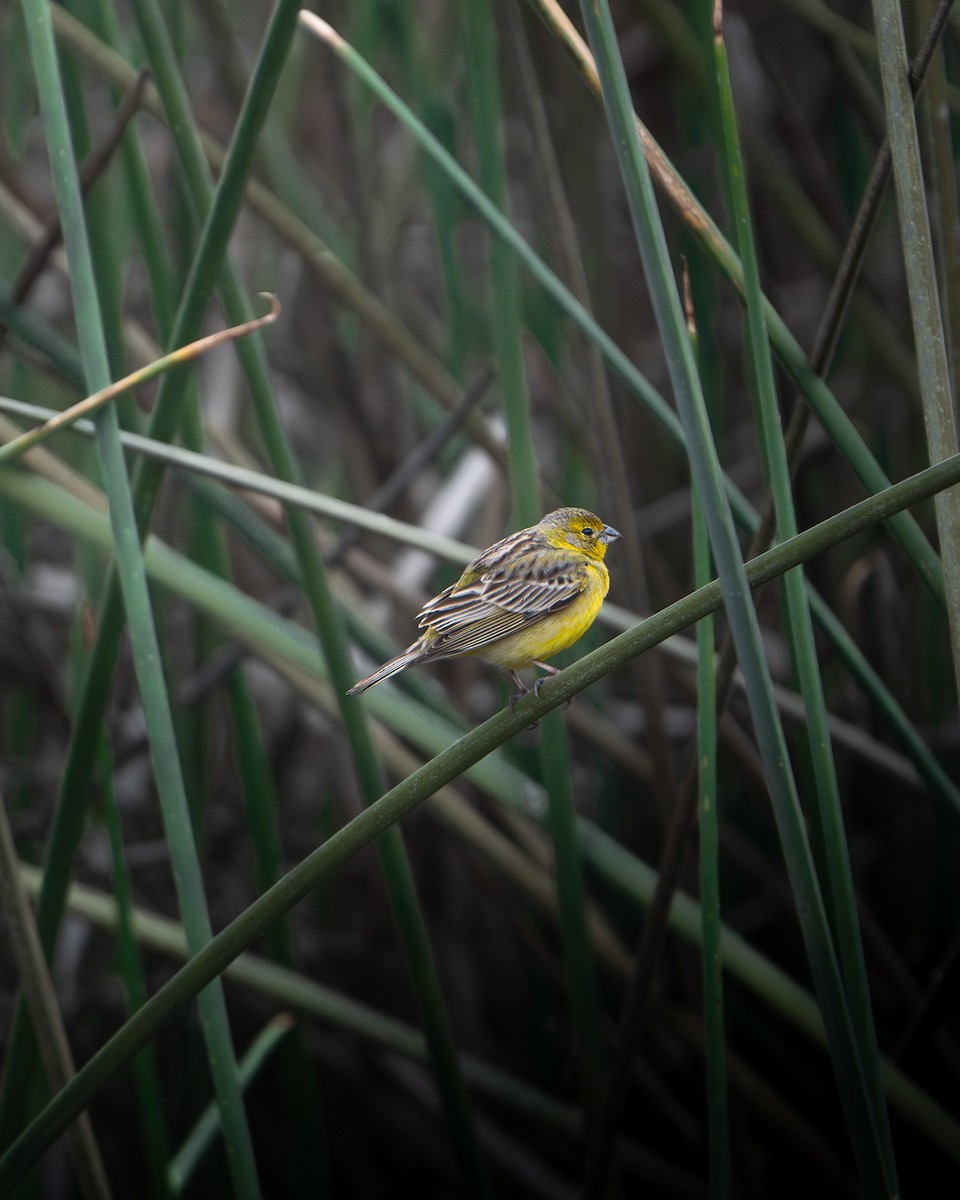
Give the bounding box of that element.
[531,660,558,699]
[507,671,542,730]
[507,670,529,708]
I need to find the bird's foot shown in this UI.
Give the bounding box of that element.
[508,671,540,729]
[531,662,572,708]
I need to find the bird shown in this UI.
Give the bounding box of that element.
[347,507,621,699]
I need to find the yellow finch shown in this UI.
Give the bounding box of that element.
[347,507,621,697]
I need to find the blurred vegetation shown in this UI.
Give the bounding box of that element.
[0,0,959,1196]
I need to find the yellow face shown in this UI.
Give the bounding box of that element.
[540,508,622,561]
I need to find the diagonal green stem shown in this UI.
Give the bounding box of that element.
[871,0,960,705]
[166,1017,294,1195]
[694,488,729,1200]
[687,263,731,1200]
[710,5,897,1187]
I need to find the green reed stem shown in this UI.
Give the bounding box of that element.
[576,4,894,1195]
[13,4,261,1195]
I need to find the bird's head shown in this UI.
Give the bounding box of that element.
[540,508,622,561]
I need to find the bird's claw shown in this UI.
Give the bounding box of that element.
[506,673,540,728]
[507,690,539,730]
[506,670,569,728]
[532,674,572,709]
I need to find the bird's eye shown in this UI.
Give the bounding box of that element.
[581,527,595,538]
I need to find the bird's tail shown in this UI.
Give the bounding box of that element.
[347,645,424,696]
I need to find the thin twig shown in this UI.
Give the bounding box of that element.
[0,295,280,464]
[0,68,150,355]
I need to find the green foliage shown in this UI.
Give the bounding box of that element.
[0,1,958,1196]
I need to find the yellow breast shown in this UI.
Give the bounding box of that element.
[472,561,609,671]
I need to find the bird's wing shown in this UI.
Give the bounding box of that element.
[416,555,586,657]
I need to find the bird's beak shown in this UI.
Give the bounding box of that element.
[600,524,622,544]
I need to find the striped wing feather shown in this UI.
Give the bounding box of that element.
[417,550,586,658]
